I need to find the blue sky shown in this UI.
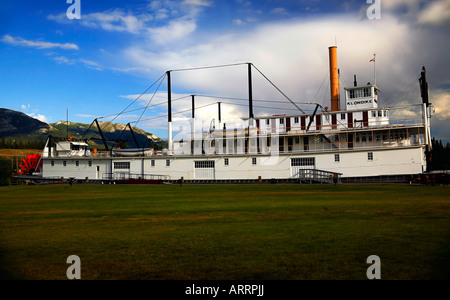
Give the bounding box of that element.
[1,0,449,141]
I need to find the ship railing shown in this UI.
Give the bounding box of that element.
[102,173,171,181]
[291,169,342,184]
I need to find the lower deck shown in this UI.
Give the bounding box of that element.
[42,146,426,181]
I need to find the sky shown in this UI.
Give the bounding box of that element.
[0,0,449,141]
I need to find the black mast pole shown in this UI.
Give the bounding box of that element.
[127,123,140,149]
[167,71,172,151]
[94,118,109,151]
[248,63,254,120]
[191,95,195,119]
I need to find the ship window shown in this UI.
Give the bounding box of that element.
[266,119,270,125]
[71,144,80,151]
[294,117,299,124]
[51,160,54,167]
[195,161,215,169]
[151,160,155,167]
[88,161,92,167]
[372,111,376,118]
[341,114,346,120]
[335,154,340,162]
[76,161,79,167]
[364,88,371,97]
[291,158,315,167]
[378,111,382,117]
[114,162,130,169]
[63,161,67,167]
[166,160,171,167]
[252,157,257,165]
[368,152,373,161]
[279,118,284,125]
[224,158,229,166]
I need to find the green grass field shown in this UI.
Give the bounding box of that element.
[0,184,449,280]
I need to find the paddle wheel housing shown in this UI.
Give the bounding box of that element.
[17,154,42,175]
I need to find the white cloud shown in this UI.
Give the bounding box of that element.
[48,9,152,34]
[181,0,213,7]
[270,7,288,15]
[431,89,450,119]
[418,0,450,26]
[1,35,79,50]
[233,19,245,26]
[27,113,49,123]
[147,18,197,44]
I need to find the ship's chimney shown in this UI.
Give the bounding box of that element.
[328,46,340,112]
[354,75,358,87]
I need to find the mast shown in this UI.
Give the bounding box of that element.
[191,95,195,155]
[127,123,140,149]
[419,66,433,171]
[167,71,173,153]
[248,63,254,120]
[94,118,109,151]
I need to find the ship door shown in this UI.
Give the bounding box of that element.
[291,158,316,178]
[348,113,353,128]
[303,137,309,151]
[363,111,369,127]
[96,166,100,179]
[194,161,215,180]
[348,134,354,149]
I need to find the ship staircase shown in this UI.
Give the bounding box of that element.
[291,169,342,184]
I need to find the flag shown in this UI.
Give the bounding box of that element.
[370,55,376,62]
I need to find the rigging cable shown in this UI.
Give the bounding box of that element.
[170,62,248,73]
[251,64,306,114]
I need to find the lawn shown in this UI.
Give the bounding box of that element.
[0,184,449,280]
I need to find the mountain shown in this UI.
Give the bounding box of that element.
[0,108,164,149]
[0,108,50,137]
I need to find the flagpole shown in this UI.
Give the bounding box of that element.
[373,54,376,85]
